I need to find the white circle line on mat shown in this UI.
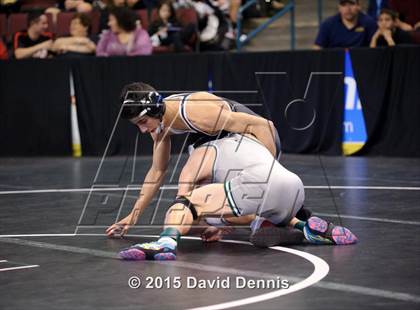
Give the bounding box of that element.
[186,239,330,310]
[0,233,329,309]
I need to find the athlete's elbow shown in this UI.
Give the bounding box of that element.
[151,165,168,179]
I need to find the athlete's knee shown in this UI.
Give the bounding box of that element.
[167,196,200,220]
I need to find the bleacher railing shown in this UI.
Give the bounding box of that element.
[236,0,296,51]
[318,0,323,25]
[236,0,325,51]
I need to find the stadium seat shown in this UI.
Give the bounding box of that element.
[8,13,28,42]
[56,12,75,37]
[176,8,198,27]
[410,31,420,44]
[90,10,100,35]
[149,9,158,23]
[136,9,158,30]
[0,14,6,39]
[45,12,54,34]
[176,8,198,51]
[136,10,149,30]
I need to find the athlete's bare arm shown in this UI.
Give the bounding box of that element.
[177,146,215,196]
[106,131,171,236]
[185,92,277,156]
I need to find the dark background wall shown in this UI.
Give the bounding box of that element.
[0,47,419,157]
[0,59,72,156]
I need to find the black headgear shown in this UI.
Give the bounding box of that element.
[121,91,165,120]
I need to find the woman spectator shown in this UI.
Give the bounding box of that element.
[96,6,152,56]
[52,13,96,57]
[98,0,126,32]
[370,9,412,47]
[148,0,195,52]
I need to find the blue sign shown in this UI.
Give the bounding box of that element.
[342,50,367,155]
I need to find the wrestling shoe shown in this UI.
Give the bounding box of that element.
[119,240,177,261]
[250,220,304,248]
[303,216,358,245]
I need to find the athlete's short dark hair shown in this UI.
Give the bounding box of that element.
[119,82,156,104]
[119,82,160,119]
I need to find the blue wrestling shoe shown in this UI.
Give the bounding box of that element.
[303,217,358,245]
[119,239,177,261]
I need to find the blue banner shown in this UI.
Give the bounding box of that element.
[342,50,367,155]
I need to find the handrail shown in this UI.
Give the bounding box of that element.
[236,0,295,51]
[318,0,323,25]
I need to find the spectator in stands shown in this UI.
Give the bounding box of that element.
[208,0,236,42]
[209,0,241,30]
[191,0,229,50]
[14,11,54,59]
[388,0,420,31]
[314,0,377,49]
[96,6,152,56]
[148,0,195,52]
[0,38,8,59]
[98,0,125,32]
[367,0,389,20]
[52,13,96,56]
[61,0,93,13]
[370,9,412,47]
[46,0,93,25]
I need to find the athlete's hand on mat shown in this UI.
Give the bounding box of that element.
[106,214,136,237]
[201,226,234,242]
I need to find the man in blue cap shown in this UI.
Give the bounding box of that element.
[314,0,377,49]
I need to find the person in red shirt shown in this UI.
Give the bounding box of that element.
[0,38,8,60]
[14,11,53,59]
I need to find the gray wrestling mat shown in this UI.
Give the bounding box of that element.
[1,155,419,309]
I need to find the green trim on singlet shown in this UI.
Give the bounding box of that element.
[224,181,241,217]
